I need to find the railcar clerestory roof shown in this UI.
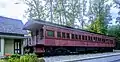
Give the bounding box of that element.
[24,19,114,38]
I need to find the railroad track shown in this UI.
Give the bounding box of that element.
[44,52,120,62]
[63,53,120,62]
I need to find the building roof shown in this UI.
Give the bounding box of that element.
[0,16,27,35]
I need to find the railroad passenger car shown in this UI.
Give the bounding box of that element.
[23,20,115,55]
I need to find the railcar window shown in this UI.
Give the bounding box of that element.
[85,36,87,40]
[95,37,97,41]
[88,36,90,40]
[67,33,70,39]
[108,39,110,42]
[110,40,113,43]
[82,35,85,40]
[93,37,95,41]
[75,34,78,39]
[109,40,110,42]
[93,37,96,41]
[99,38,101,41]
[103,39,105,42]
[90,37,92,41]
[79,35,81,40]
[98,38,100,41]
[57,32,61,38]
[102,39,105,42]
[62,32,65,38]
[106,39,108,42]
[72,34,74,39]
[97,37,99,41]
[47,30,54,37]
[102,39,103,42]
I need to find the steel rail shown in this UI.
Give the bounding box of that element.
[64,54,120,62]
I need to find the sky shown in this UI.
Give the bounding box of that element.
[0,0,28,24]
[0,0,119,24]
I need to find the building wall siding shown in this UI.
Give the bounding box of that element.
[4,39,14,55]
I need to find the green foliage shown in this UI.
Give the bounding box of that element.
[87,0,112,35]
[7,54,20,62]
[108,25,120,40]
[0,59,6,62]
[87,15,107,34]
[107,25,120,49]
[0,54,44,62]
[20,54,38,62]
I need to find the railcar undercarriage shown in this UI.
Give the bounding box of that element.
[24,46,113,56]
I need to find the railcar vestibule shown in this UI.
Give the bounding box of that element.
[30,28,44,44]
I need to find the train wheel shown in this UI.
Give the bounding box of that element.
[44,47,54,56]
[54,48,70,55]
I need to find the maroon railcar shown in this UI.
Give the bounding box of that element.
[23,20,115,55]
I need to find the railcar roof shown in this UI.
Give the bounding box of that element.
[24,19,114,38]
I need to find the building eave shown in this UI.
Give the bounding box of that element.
[0,35,27,39]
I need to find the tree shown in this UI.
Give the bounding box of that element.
[76,0,87,29]
[23,0,48,20]
[52,0,67,25]
[108,25,120,49]
[65,0,80,27]
[53,0,87,27]
[87,0,112,35]
[23,0,88,28]
[114,0,120,24]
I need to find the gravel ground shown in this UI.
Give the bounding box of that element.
[43,51,120,62]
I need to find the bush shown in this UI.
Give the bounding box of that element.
[0,59,6,62]
[7,54,20,62]
[38,58,45,62]
[0,54,45,62]
[20,54,38,62]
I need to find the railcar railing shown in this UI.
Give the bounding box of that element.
[23,35,44,47]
